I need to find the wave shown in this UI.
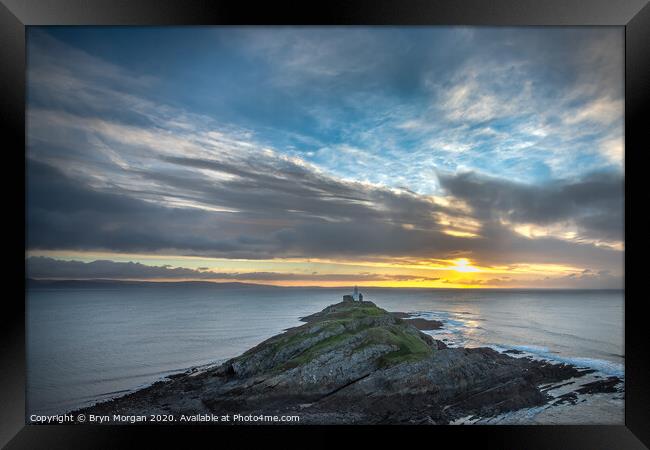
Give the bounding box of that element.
[489,344,624,378]
[411,309,624,378]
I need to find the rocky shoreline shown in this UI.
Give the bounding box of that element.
[72,300,622,424]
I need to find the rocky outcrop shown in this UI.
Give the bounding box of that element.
[76,300,596,424]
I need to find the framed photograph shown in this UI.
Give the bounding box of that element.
[2,0,648,448]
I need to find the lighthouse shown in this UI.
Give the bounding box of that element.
[343,285,363,303]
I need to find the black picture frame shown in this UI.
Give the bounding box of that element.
[2,0,647,448]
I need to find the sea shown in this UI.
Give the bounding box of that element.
[26,285,624,423]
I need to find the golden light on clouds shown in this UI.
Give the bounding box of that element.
[434,212,482,238]
[512,222,578,240]
[27,249,608,289]
[504,219,624,252]
[442,229,479,238]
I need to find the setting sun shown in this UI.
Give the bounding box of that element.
[451,258,479,273]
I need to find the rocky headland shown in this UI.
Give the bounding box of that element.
[75,300,620,424]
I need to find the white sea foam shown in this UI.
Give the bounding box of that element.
[485,344,624,377]
[413,307,624,378]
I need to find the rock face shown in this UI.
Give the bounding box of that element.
[77,300,592,424]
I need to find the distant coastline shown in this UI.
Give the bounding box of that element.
[26,278,625,292]
[26,278,279,290]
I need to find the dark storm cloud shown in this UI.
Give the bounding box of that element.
[26,157,449,258]
[26,257,441,283]
[155,155,443,226]
[26,160,258,257]
[439,171,624,242]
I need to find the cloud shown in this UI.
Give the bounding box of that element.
[26,257,441,283]
[234,28,386,81]
[439,170,624,244]
[27,27,624,195]
[410,28,624,179]
[26,156,446,258]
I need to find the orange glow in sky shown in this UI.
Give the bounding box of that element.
[27,250,606,289]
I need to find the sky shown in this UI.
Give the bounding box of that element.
[25,26,624,288]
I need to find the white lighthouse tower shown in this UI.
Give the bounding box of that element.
[353,285,359,301]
